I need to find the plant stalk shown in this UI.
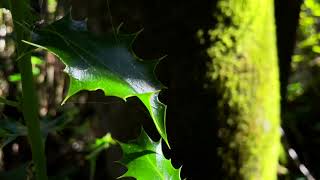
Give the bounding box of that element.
[18,54,48,180]
[10,0,48,179]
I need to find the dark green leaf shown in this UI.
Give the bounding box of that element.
[86,133,116,160]
[8,56,43,82]
[0,115,72,148]
[0,163,30,180]
[118,130,181,180]
[24,14,169,146]
[0,119,27,148]
[86,133,116,180]
[0,97,20,108]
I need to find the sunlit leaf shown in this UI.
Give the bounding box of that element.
[8,74,21,82]
[9,67,40,82]
[118,129,181,180]
[292,55,303,63]
[312,45,320,53]
[287,82,304,101]
[24,13,169,146]
[31,56,44,65]
[8,56,43,82]
[47,0,58,13]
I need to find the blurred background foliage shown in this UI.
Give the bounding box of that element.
[283,0,320,179]
[1,0,320,179]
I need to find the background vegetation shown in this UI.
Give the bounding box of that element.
[0,0,320,179]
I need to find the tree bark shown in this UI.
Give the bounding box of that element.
[205,0,281,179]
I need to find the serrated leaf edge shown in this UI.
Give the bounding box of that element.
[116,129,181,179]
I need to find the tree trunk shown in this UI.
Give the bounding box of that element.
[205,0,281,179]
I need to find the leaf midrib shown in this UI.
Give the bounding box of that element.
[39,27,133,96]
[136,152,166,180]
[55,27,154,95]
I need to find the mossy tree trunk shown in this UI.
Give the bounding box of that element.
[204,0,281,179]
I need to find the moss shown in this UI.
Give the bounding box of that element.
[204,0,281,179]
[0,9,3,26]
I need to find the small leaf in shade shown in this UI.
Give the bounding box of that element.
[118,129,181,180]
[23,13,169,146]
[0,119,27,148]
[0,114,72,148]
[0,163,30,180]
[86,133,117,180]
[39,114,73,139]
[86,133,116,160]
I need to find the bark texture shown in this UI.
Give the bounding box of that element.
[204,0,281,179]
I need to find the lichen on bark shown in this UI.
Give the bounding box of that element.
[202,0,281,179]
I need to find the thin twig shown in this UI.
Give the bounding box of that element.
[106,0,118,43]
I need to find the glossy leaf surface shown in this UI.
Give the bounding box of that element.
[24,14,169,146]
[118,130,181,180]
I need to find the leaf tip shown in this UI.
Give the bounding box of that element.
[61,96,70,106]
[163,137,171,149]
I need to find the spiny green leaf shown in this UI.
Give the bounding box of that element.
[24,13,169,146]
[118,129,181,180]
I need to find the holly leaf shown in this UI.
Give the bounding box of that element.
[23,13,169,146]
[118,129,181,180]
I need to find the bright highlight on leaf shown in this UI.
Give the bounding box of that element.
[23,13,169,147]
[118,129,181,180]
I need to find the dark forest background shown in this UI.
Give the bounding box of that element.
[1,0,320,179]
